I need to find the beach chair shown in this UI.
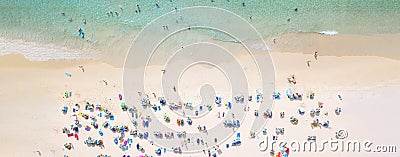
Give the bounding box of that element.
[307,136,316,142]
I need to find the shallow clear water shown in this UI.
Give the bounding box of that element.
[1,0,400,60]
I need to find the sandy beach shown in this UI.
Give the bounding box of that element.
[1,32,400,156]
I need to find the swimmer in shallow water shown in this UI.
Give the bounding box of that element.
[78,28,84,38]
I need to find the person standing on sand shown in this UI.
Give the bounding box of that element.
[314,52,318,60]
[78,65,84,72]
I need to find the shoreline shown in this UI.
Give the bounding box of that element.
[2,32,400,67]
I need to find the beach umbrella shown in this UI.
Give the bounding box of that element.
[121,102,127,108]
[65,72,72,77]
[318,102,324,108]
[286,88,294,96]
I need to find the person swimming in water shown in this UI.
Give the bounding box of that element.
[78,28,84,39]
[137,4,141,13]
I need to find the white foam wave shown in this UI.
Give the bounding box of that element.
[318,30,339,36]
[0,38,96,61]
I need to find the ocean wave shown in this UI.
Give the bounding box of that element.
[0,38,96,61]
[318,30,339,36]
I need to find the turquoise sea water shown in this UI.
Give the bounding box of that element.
[1,0,400,59]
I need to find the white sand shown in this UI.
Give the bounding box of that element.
[1,33,400,157]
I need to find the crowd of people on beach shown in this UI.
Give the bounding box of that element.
[60,52,344,157]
